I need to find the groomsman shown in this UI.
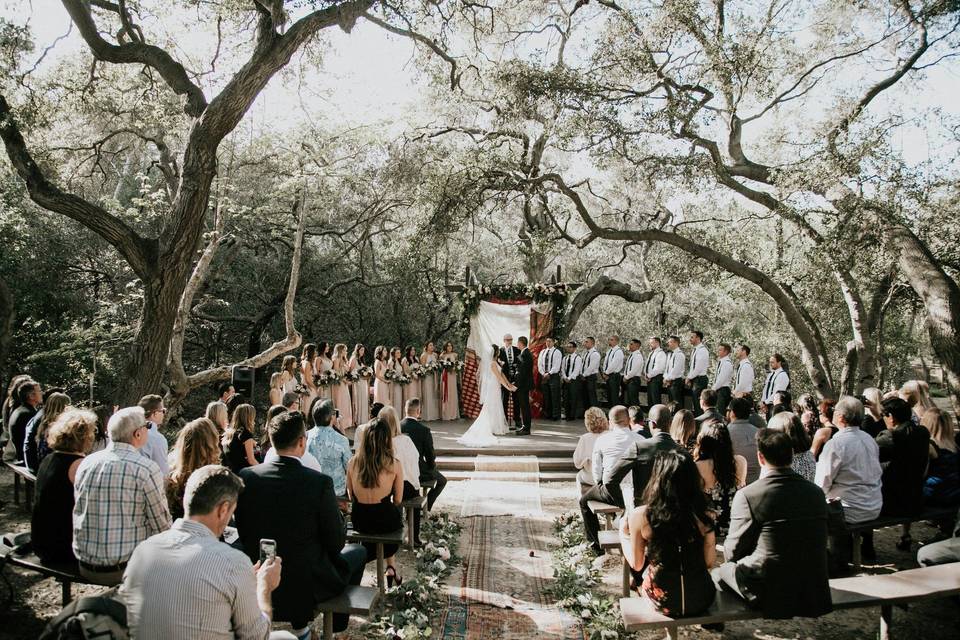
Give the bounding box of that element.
[664,336,686,407]
[582,337,601,410]
[712,343,734,415]
[601,335,625,407]
[622,339,645,407]
[760,353,790,413]
[685,331,710,407]
[561,341,584,421]
[644,337,667,407]
[538,337,563,420]
[734,345,754,394]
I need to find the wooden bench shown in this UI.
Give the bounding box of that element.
[401,495,427,549]
[0,537,95,606]
[587,500,623,530]
[315,584,379,640]
[620,561,960,640]
[420,478,437,499]
[847,505,958,569]
[346,528,404,595]
[598,530,632,597]
[4,462,37,510]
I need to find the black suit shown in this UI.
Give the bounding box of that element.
[498,346,521,423]
[717,468,832,619]
[608,431,680,507]
[236,457,366,630]
[514,348,534,431]
[400,416,447,509]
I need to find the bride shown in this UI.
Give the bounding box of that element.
[458,345,517,447]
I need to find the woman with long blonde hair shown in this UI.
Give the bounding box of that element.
[205,400,229,434]
[268,372,284,408]
[25,392,71,472]
[900,380,935,420]
[922,408,959,508]
[166,418,221,518]
[331,343,354,429]
[222,404,258,472]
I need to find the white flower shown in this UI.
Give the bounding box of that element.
[437,547,451,561]
[580,609,592,619]
[432,559,447,572]
[577,594,591,606]
[600,630,619,640]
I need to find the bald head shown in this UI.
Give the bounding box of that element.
[609,405,630,428]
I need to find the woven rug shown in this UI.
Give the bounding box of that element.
[460,456,543,517]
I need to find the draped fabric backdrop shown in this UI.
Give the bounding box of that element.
[461,300,532,419]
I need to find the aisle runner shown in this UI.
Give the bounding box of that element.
[439,516,582,640]
[460,456,543,518]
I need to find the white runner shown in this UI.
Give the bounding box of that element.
[460,455,543,517]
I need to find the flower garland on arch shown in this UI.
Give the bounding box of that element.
[458,282,571,337]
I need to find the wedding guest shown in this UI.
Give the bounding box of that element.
[165,417,221,520]
[120,465,292,640]
[860,387,885,438]
[2,374,33,455]
[226,394,245,420]
[900,380,935,421]
[619,450,716,618]
[609,405,681,506]
[810,399,837,461]
[694,421,747,536]
[300,343,319,410]
[282,392,300,413]
[346,417,404,585]
[280,354,299,395]
[917,508,960,567]
[712,343,734,415]
[8,379,41,463]
[439,342,460,420]
[726,396,761,484]
[205,400,229,434]
[138,395,170,476]
[582,336,601,409]
[373,346,391,407]
[795,393,820,440]
[263,408,324,474]
[24,391,70,473]
[420,342,441,421]
[768,411,816,482]
[316,342,333,401]
[877,396,931,519]
[217,382,236,406]
[734,391,767,429]
[644,337,667,407]
[236,411,366,637]
[306,399,352,498]
[73,406,172,585]
[538,337,563,420]
[602,335,626,407]
[389,347,405,411]
[922,408,960,507]
[629,405,651,438]
[622,339,645,408]
[269,372,284,407]
[663,336,686,408]
[330,343,354,430]
[669,409,697,452]
[685,331,710,406]
[771,390,792,417]
[715,429,832,619]
[371,402,385,419]
[382,406,423,543]
[760,354,789,414]
[695,388,722,428]
[401,398,447,510]
[579,405,641,555]
[733,345,754,395]
[222,403,259,473]
[32,409,97,564]
[90,404,111,453]
[573,407,608,495]
[349,344,371,424]
[647,404,672,433]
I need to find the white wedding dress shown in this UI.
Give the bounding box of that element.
[458,360,509,447]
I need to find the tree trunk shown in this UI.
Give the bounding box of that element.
[0,276,15,395]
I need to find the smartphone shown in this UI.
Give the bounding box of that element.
[259,538,277,565]
[335,409,341,419]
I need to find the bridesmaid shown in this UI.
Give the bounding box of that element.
[439,341,460,420]
[389,347,405,411]
[331,344,354,429]
[402,346,422,409]
[373,346,391,407]
[300,344,319,414]
[350,344,370,425]
[316,341,333,401]
[420,342,441,421]
[280,355,299,395]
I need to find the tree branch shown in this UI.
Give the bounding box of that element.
[564,274,657,338]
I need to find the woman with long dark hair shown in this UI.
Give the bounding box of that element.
[25,392,71,472]
[316,341,333,401]
[669,409,697,452]
[694,421,746,535]
[620,450,716,617]
[222,404,259,473]
[401,345,422,410]
[350,344,370,423]
[439,341,460,420]
[300,343,319,410]
[372,346,390,407]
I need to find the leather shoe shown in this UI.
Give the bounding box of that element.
[516,428,531,436]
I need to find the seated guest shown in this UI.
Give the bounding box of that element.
[647,403,672,433]
[281,392,301,413]
[608,406,681,510]
[694,421,746,536]
[236,412,366,638]
[922,408,960,507]
[793,394,818,427]
[715,429,832,618]
[73,407,172,585]
[370,402,385,418]
[810,399,837,461]
[619,450,716,617]
[90,405,111,453]
[2,374,33,455]
[770,390,792,417]
[205,400,229,434]
[860,388,885,438]
[726,396,760,484]
[24,391,70,472]
[222,403,259,473]
[900,380,934,422]
[695,389,722,427]
[32,409,97,564]
[138,394,170,476]
[917,507,960,567]
[217,382,237,405]
[401,398,447,510]
[8,380,41,463]
[346,417,404,584]
[814,396,882,573]
[878,396,931,517]
[573,407,608,495]
[579,405,641,555]
[165,418,221,520]
[768,412,816,482]
[121,465,296,640]
[670,409,697,452]
[306,399,353,498]
[628,406,651,438]
[381,406,423,544]
[734,392,767,429]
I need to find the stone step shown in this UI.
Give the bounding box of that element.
[442,470,578,483]
[436,455,575,472]
[434,447,574,458]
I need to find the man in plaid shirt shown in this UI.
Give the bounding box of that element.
[73,406,172,585]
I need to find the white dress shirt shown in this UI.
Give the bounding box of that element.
[645,347,667,377]
[602,346,625,375]
[760,368,790,404]
[561,352,583,381]
[734,359,754,393]
[814,426,883,524]
[665,348,686,381]
[538,347,562,376]
[582,347,601,376]
[591,426,642,485]
[623,350,645,380]
[687,344,709,379]
[712,356,734,390]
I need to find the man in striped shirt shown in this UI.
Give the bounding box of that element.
[73,406,171,586]
[121,465,295,640]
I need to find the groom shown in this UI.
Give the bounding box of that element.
[498,334,521,426]
[513,336,534,435]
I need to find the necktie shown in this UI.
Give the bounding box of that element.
[548,350,553,371]
[508,349,513,364]
[764,371,777,399]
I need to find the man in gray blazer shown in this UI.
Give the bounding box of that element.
[714,429,832,619]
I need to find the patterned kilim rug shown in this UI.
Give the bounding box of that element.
[460,456,543,518]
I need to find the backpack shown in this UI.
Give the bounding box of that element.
[39,589,128,640]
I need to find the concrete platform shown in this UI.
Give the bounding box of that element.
[427,417,584,456]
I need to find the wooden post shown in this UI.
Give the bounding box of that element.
[323,612,334,640]
[376,543,385,594]
[622,557,631,597]
[852,531,863,570]
[556,264,561,283]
